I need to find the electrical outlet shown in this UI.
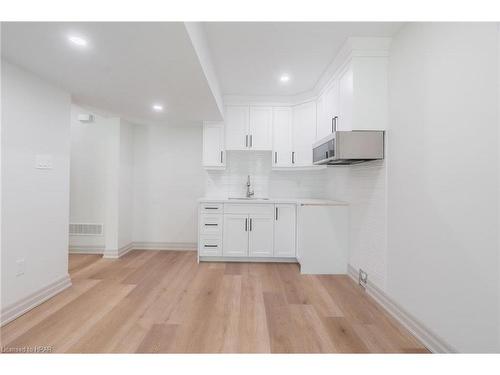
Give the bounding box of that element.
[35,154,53,169]
[358,269,368,288]
[16,258,25,276]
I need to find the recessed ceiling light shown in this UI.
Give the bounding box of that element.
[280,74,290,83]
[152,104,164,112]
[68,35,88,47]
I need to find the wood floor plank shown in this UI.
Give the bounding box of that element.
[262,292,299,353]
[136,324,178,353]
[322,317,370,353]
[238,273,271,353]
[0,251,430,354]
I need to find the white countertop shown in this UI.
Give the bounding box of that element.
[198,197,348,206]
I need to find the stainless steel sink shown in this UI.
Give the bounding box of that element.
[228,197,269,200]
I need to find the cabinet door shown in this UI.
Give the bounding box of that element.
[249,106,272,150]
[272,107,293,167]
[324,80,339,133]
[223,214,248,257]
[338,65,353,131]
[248,216,274,257]
[202,122,225,168]
[225,106,249,150]
[292,101,316,166]
[316,93,327,141]
[273,204,296,257]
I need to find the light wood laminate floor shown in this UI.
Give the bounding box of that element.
[0,250,429,353]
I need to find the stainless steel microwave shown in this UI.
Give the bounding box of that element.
[312,131,385,165]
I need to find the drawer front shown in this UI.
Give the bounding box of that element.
[199,236,222,256]
[200,214,223,235]
[200,203,223,214]
[223,203,274,216]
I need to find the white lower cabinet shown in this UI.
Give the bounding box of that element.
[199,202,296,261]
[222,214,249,257]
[248,216,274,257]
[273,204,296,257]
[223,213,274,258]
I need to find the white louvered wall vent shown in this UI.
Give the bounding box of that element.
[69,223,104,236]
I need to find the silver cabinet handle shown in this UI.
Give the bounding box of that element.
[204,244,218,248]
[220,151,223,163]
[245,135,248,147]
[204,223,218,226]
[245,218,248,231]
[332,116,338,133]
[292,151,295,164]
[275,207,278,221]
[205,207,219,210]
[274,151,277,164]
[249,218,252,231]
[250,135,253,148]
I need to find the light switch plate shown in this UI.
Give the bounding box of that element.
[16,258,25,276]
[35,155,53,169]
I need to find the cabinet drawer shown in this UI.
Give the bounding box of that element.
[200,203,223,214]
[223,203,274,216]
[200,214,223,235]
[199,236,222,256]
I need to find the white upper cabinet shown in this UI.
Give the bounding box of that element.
[338,57,388,131]
[292,101,316,166]
[202,122,225,168]
[272,107,293,167]
[338,65,353,131]
[225,105,272,151]
[316,79,339,140]
[225,105,249,150]
[249,106,272,150]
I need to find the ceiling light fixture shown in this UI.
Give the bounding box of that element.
[152,104,164,112]
[68,35,88,47]
[280,74,290,83]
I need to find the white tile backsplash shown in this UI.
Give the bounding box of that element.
[205,151,327,198]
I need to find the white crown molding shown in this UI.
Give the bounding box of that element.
[1,274,72,326]
[347,264,456,353]
[223,37,392,108]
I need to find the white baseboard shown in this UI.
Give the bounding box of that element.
[132,241,197,251]
[69,244,104,254]
[103,243,134,259]
[347,264,456,353]
[0,274,72,327]
[199,256,297,263]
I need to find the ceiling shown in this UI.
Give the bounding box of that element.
[1,22,403,124]
[1,22,222,124]
[203,22,403,96]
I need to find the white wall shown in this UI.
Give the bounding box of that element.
[69,107,134,255]
[206,151,327,199]
[1,61,71,309]
[69,106,119,250]
[326,161,388,288]
[132,124,206,246]
[387,23,499,352]
[118,120,134,249]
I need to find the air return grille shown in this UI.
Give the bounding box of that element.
[69,223,104,236]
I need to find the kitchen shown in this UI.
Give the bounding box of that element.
[0,19,499,362]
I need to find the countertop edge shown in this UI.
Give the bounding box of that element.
[198,198,349,206]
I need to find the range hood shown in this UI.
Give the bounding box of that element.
[312,130,385,166]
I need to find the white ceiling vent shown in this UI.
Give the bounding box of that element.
[69,223,104,236]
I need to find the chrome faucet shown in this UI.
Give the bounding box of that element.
[246,175,254,198]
